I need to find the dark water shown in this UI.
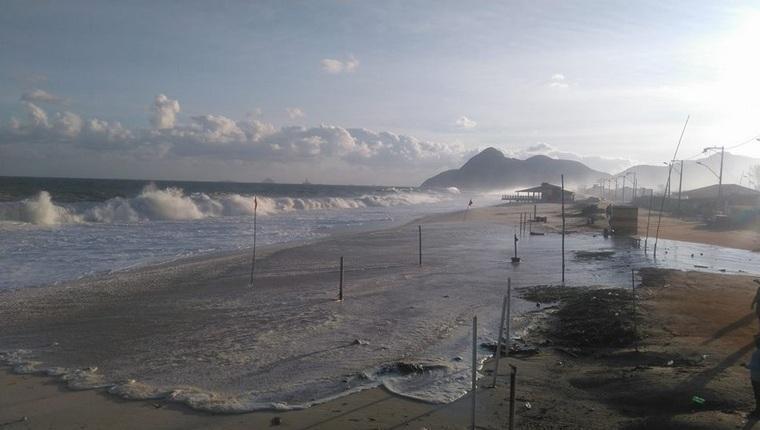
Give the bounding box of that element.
[0,175,395,203]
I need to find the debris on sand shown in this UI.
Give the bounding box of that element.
[520,285,639,348]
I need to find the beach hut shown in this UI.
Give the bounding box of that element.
[515,183,574,203]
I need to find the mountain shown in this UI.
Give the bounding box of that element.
[619,152,760,193]
[421,147,609,190]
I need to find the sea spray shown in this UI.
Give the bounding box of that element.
[0,184,460,225]
[0,191,82,225]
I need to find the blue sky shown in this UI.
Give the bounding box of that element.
[2,1,760,185]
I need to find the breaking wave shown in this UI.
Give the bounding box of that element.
[0,185,459,226]
[1,350,471,413]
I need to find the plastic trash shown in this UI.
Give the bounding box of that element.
[691,396,705,406]
[524,401,532,410]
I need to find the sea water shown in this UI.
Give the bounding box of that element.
[0,177,470,290]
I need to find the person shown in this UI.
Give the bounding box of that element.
[752,280,760,326]
[749,336,760,417]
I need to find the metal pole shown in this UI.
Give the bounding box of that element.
[633,173,637,201]
[644,189,654,252]
[614,177,618,202]
[491,294,508,388]
[508,365,517,430]
[677,160,684,213]
[561,174,566,285]
[654,163,674,258]
[471,316,477,430]
[622,176,626,202]
[655,116,689,257]
[533,204,537,220]
[339,256,344,301]
[418,225,422,266]
[249,196,258,288]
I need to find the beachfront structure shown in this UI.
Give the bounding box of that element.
[512,182,575,203]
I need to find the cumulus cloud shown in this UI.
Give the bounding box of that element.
[548,73,569,89]
[20,89,63,104]
[320,55,359,74]
[0,94,466,176]
[23,102,49,128]
[455,116,477,129]
[150,94,180,129]
[52,111,83,137]
[286,107,305,120]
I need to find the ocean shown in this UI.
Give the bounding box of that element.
[0,176,469,290]
[3,176,760,411]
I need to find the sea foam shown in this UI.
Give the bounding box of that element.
[0,184,459,225]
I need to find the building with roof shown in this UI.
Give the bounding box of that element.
[515,182,574,203]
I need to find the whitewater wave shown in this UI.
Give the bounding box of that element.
[1,349,474,413]
[0,185,459,226]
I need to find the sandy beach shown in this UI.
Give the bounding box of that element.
[2,203,760,429]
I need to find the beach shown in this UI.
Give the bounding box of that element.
[2,203,760,429]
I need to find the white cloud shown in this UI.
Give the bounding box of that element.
[52,111,83,137]
[320,55,360,74]
[150,94,180,129]
[548,73,569,89]
[455,115,477,129]
[286,107,305,120]
[23,102,49,128]
[20,89,63,104]
[0,95,465,176]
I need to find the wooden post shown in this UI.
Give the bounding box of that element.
[506,279,512,355]
[339,256,344,301]
[513,234,519,260]
[418,225,422,267]
[561,174,566,286]
[471,316,478,430]
[632,269,638,352]
[249,196,258,288]
[508,365,517,430]
[491,294,508,388]
[644,189,654,252]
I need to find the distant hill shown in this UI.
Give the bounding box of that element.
[619,152,760,193]
[421,147,609,190]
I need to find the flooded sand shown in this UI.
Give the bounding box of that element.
[1,205,759,414]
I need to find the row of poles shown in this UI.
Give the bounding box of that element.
[468,268,640,429]
[243,187,576,428]
[597,172,638,203]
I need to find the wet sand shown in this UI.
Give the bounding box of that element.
[634,209,760,252]
[3,203,760,429]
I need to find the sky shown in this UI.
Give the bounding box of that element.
[2,0,760,186]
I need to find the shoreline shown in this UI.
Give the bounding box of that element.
[3,203,760,429]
